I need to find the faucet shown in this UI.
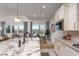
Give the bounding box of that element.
[18,39,21,47]
[22,32,32,44]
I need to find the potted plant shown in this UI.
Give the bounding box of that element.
[45,28,50,40]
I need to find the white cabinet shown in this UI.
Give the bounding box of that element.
[57,41,67,56]
[53,39,59,54]
[54,39,65,55]
[76,4,79,30]
[54,39,79,56]
[65,46,79,56]
[64,4,77,31]
[58,42,79,56]
[58,5,64,20]
[64,4,69,31]
[55,5,64,23]
[55,4,79,31]
[54,40,68,56]
[64,4,79,31]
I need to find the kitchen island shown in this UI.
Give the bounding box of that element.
[0,37,40,56]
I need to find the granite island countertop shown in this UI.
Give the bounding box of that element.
[0,37,40,56]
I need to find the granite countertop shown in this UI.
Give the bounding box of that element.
[0,37,40,56]
[54,36,79,53]
[19,40,40,56]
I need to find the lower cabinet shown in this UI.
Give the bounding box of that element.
[54,39,79,56]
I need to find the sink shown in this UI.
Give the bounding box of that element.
[73,44,79,49]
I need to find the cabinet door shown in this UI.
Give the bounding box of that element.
[77,15,79,30]
[56,41,69,56]
[55,5,64,23]
[58,5,64,20]
[56,40,79,56]
[64,46,79,56]
[54,40,66,56]
[54,40,69,56]
[64,4,77,31]
[64,4,69,31]
[56,41,63,55]
[55,11,58,22]
[77,4,79,30]
[55,10,60,22]
[69,4,77,30]
[54,39,59,53]
[59,44,74,56]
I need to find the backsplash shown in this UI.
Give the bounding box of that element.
[64,31,79,43]
[51,31,64,39]
[51,31,79,43]
[64,31,79,36]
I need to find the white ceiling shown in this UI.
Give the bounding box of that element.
[0,3,62,19]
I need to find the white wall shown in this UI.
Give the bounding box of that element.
[49,17,55,42]
[49,17,55,32]
[49,17,64,42]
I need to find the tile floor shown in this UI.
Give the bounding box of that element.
[41,49,56,56]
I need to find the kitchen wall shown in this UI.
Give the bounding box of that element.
[64,31,79,36]
[50,17,63,42]
[65,31,79,43]
[49,17,64,42]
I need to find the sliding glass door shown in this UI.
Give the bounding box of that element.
[32,23,46,36]
[14,24,24,34]
[39,24,46,36]
[32,23,39,34]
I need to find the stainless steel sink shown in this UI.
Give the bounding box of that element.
[73,44,79,49]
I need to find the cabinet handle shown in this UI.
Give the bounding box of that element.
[74,23,75,29]
[74,23,76,29]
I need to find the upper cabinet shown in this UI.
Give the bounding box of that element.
[55,5,64,23]
[76,4,79,30]
[55,3,79,31]
[64,4,77,31]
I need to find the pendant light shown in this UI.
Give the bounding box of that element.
[15,0,21,22]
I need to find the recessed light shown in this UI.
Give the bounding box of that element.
[43,5,46,8]
[33,14,37,16]
[42,14,44,16]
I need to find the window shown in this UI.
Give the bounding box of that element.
[32,23,39,34]
[32,23,46,36]
[39,24,46,36]
[6,25,10,33]
[14,24,24,34]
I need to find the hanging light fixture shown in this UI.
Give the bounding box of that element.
[15,0,21,22]
[15,16,21,22]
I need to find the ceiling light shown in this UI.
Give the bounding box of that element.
[43,5,46,8]
[15,16,21,22]
[15,1,21,22]
[33,14,37,16]
[42,14,44,16]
